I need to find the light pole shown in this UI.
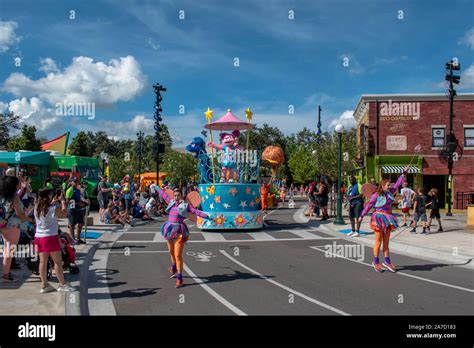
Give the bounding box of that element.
[334,124,345,225]
[445,58,461,216]
[136,131,144,182]
[153,83,166,186]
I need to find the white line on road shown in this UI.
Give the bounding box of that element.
[202,233,226,241]
[109,250,168,254]
[219,250,350,316]
[153,232,166,242]
[182,264,247,316]
[248,232,275,241]
[310,246,474,293]
[115,235,339,244]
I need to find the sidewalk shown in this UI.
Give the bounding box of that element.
[312,208,474,269]
[0,211,136,315]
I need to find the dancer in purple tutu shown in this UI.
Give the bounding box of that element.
[359,165,409,273]
[158,187,209,288]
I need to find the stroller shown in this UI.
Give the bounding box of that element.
[27,226,80,279]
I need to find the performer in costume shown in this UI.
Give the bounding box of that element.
[359,166,409,273]
[208,130,240,183]
[157,187,210,288]
[260,177,273,214]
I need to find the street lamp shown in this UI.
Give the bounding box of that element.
[136,131,144,182]
[334,124,345,225]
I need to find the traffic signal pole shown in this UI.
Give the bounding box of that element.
[153,83,166,187]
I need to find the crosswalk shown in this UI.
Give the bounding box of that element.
[115,228,339,243]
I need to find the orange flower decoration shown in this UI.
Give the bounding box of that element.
[255,214,263,225]
[229,188,238,196]
[234,214,248,227]
[214,196,221,203]
[213,214,226,227]
[255,197,261,204]
[197,216,205,226]
[245,186,251,194]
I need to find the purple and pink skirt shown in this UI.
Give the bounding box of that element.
[161,222,189,242]
[370,211,399,233]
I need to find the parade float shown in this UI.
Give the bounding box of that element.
[186,108,264,230]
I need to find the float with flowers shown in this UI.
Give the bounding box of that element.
[185,107,263,230]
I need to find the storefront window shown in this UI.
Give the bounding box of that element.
[432,128,445,147]
[465,127,474,147]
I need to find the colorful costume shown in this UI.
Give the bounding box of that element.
[208,130,240,182]
[158,189,208,242]
[360,173,406,233]
[261,183,270,212]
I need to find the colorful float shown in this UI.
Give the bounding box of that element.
[186,108,263,230]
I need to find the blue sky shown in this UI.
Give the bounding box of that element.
[0,0,473,147]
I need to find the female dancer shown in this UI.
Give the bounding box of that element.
[359,166,409,273]
[157,187,210,288]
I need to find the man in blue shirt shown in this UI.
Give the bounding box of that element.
[347,176,363,237]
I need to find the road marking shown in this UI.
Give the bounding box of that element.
[115,235,339,244]
[288,230,320,239]
[293,205,309,224]
[153,232,166,242]
[248,232,275,241]
[183,264,247,316]
[202,233,226,241]
[310,246,474,293]
[263,205,283,227]
[219,250,350,316]
[109,250,168,254]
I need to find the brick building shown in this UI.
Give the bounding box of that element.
[353,93,474,209]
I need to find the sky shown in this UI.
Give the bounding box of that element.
[0,0,473,147]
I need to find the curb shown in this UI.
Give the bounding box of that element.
[64,220,153,315]
[318,223,474,270]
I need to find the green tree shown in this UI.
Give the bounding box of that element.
[108,156,135,183]
[288,146,316,184]
[161,150,197,186]
[0,111,20,149]
[68,131,93,156]
[8,125,42,151]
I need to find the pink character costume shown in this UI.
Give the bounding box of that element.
[360,172,406,233]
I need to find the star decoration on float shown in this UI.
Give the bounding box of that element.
[223,203,231,209]
[205,107,213,121]
[209,203,215,210]
[199,187,203,193]
[239,200,247,209]
[245,107,253,122]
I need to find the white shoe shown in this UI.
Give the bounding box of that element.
[57,283,76,292]
[347,231,355,237]
[351,232,360,237]
[40,284,56,294]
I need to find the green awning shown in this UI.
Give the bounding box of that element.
[0,151,51,165]
[381,165,421,174]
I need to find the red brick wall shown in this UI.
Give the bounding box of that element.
[367,99,474,208]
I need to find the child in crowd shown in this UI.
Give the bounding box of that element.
[400,181,415,227]
[426,188,443,232]
[411,188,428,234]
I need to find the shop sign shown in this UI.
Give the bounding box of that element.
[386,135,407,151]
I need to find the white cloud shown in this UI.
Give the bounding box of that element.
[98,115,155,139]
[39,57,60,73]
[459,27,474,50]
[328,110,356,130]
[3,55,147,106]
[460,63,474,89]
[1,97,65,135]
[0,21,21,53]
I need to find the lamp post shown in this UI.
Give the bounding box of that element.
[445,58,461,216]
[153,83,166,186]
[136,131,144,183]
[334,124,345,225]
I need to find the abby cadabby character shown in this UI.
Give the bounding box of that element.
[207,130,240,183]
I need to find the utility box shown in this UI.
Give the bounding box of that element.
[467,205,474,230]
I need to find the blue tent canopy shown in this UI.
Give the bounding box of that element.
[0,151,51,166]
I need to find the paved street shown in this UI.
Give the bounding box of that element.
[86,198,474,316]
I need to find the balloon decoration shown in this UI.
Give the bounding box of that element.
[262,145,285,177]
